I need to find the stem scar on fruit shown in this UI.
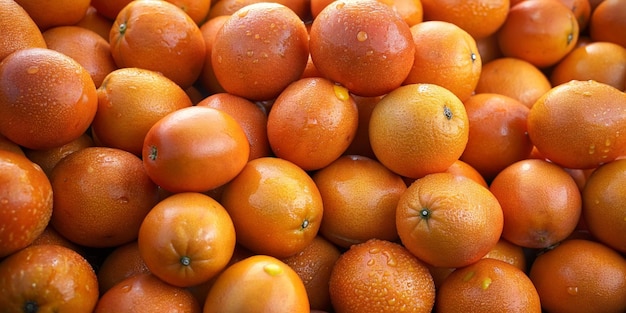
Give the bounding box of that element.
[180,256,191,266]
[443,105,453,120]
[118,22,127,35]
[148,145,157,161]
[23,301,38,313]
[301,219,309,230]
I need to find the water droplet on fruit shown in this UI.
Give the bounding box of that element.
[237,9,248,18]
[336,2,345,9]
[369,247,380,254]
[481,277,492,290]
[26,66,39,74]
[367,258,375,266]
[567,286,578,295]
[333,85,349,101]
[263,263,283,276]
[588,144,596,155]
[120,284,131,293]
[387,298,397,306]
[357,31,368,42]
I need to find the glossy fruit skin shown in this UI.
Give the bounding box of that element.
[211,2,309,101]
[529,239,626,313]
[138,192,237,288]
[0,48,98,150]
[0,244,99,312]
[0,0,47,61]
[309,0,415,97]
[527,80,626,169]
[142,106,250,193]
[220,157,324,258]
[203,255,310,313]
[0,150,53,258]
[328,239,435,313]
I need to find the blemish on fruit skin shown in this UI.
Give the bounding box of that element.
[263,263,283,276]
[148,146,158,161]
[481,277,492,290]
[463,271,475,282]
[333,85,350,101]
[443,106,453,120]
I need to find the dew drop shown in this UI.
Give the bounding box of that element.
[367,258,375,266]
[369,247,381,254]
[356,31,368,42]
[264,263,283,276]
[120,284,132,293]
[588,144,596,155]
[387,298,397,306]
[335,2,345,9]
[333,85,349,101]
[27,66,39,74]
[481,277,492,290]
[567,286,578,295]
[237,9,248,18]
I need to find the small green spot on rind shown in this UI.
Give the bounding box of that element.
[463,271,475,282]
[263,263,283,276]
[481,277,492,290]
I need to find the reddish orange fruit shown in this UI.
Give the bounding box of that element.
[421,0,510,40]
[0,0,46,61]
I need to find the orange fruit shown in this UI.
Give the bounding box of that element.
[167,0,213,25]
[396,172,504,268]
[203,255,310,312]
[0,150,53,258]
[92,67,193,156]
[0,134,24,156]
[582,158,626,253]
[198,14,229,95]
[312,155,407,248]
[14,0,91,31]
[482,238,528,272]
[497,0,579,68]
[589,0,626,48]
[94,273,202,312]
[421,0,510,40]
[328,239,436,313]
[369,83,469,179]
[90,0,132,20]
[460,93,534,182]
[211,2,309,101]
[23,133,94,178]
[281,236,342,312]
[527,79,626,169]
[310,0,335,19]
[0,47,98,150]
[137,192,236,287]
[197,92,271,161]
[0,0,46,61]
[109,0,206,88]
[443,159,489,188]
[342,94,382,159]
[550,41,626,90]
[403,20,482,102]
[309,0,415,97]
[435,258,541,312]
[74,6,114,40]
[42,26,117,88]
[489,159,582,248]
[529,239,626,313]
[377,0,424,26]
[475,57,552,108]
[50,147,160,248]
[220,157,324,258]
[0,244,99,312]
[142,106,250,193]
[97,241,150,294]
[207,0,311,21]
[558,0,592,31]
[30,225,83,254]
[475,33,504,64]
[266,77,359,171]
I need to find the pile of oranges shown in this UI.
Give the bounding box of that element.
[1,0,626,312]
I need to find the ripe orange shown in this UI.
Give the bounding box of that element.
[14,0,91,31]
[369,83,469,179]
[558,0,592,31]
[281,236,342,312]
[460,93,533,182]
[203,255,310,312]
[109,0,206,88]
[378,0,424,26]
[582,158,626,253]
[396,173,504,268]
[550,41,626,90]
[589,0,626,48]
[23,133,94,178]
[529,239,626,313]
[527,80,626,169]
[421,0,510,40]
[403,20,482,102]
[30,225,83,254]
[74,6,114,40]
[266,77,359,171]
[97,241,150,294]
[197,92,271,161]
[443,159,489,188]
[312,155,407,248]
[0,0,46,61]
[220,157,324,258]
[0,48,98,150]
[0,150,53,258]
[475,57,552,108]
[207,0,311,21]
[482,238,528,272]
[138,192,236,287]
[0,134,24,156]
[42,26,117,88]
[328,239,436,313]
[93,67,193,156]
[475,33,503,64]
[142,106,249,193]
[489,159,582,248]
[167,0,212,25]
[309,0,415,97]
[90,0,132,20]
[94,273,202,312]
[342,94,382,159]
[198,14,228,95]
[211,2,309,100]
[497,0,579,68]
[436,258,541,312]
[0,244,99,312]
[50,147,160,248]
